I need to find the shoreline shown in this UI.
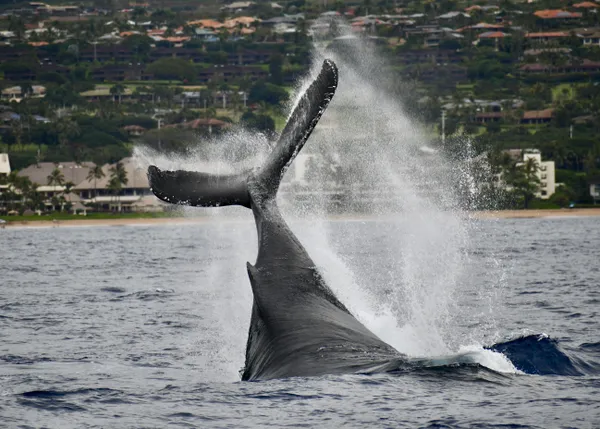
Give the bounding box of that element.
[2,208,600,228]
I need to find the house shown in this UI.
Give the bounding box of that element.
[122,125,147,136]
[187,19,223,29]
[73,157,155,212]
[579,30,600,46]
[80,87,134,102]
[572,2,599,9]
[475,112,504,123]
[534,10,582,20]
[521,109,554,124]
[525,31,569,43]
[224,16,260,28]
[516,150,556,198]
[1,85,46,102]
[459,22,506,33]
[478,31,509,40]
[437,12,470,20]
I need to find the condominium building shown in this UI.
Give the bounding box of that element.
[520,149,556,199]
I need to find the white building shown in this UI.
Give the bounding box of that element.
[0,153,10,176]
[519,149,555,199]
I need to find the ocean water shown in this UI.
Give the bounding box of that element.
[1,216,599,428]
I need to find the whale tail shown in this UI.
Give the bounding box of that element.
[147,59,338,208]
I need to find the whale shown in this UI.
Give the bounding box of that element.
[147,60,405,381]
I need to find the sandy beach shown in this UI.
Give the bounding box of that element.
[2,208,600,228]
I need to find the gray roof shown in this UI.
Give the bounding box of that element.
[18,162,95,186]
[73,157,149,190]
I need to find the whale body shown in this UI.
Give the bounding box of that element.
[147,60,404,380]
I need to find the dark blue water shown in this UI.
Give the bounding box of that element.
[1,216,599,428]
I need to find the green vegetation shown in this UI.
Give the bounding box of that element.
[0,0,599,209]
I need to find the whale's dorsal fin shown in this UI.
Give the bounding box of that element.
[147,60,338,208]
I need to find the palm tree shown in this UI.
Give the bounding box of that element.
[110,83,126,104]
[86,165,105,203]
[108,162,128,212]
[47,165,65,187]
[47,165,65,211]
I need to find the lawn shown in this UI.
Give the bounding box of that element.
[552,83,576,102]
[1,212,181,222]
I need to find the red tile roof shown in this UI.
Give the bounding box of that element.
[479,31,508,39]
[573,2,599,8]
[523,109,554,120]
[534,10,582,19]
[525,31,569,38]
[187,19,223,28]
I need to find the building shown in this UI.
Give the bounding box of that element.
[521,109,554,124]
[17,161,96,213]
[0,153,10,176]
[534,10,582,21]
[517,150,556,199]
[18,161,94,187]
[525,31,569,43]
[72,157,158,212]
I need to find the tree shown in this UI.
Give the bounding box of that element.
[110,83,126,104]
[47,165,65,187]
[122,34,153,61]
[509,157,541,209]
[241,111,275,134]
[248,82,289,106]
[146,58,196,82]
[47,165,66,211]
[108,162,128,212]
[86,164,106,203]
[269,53,284,85]
[52,117,81,160]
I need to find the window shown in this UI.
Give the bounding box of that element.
[541,190,547,196]
[541,165,547,171]
[541,174,547,179]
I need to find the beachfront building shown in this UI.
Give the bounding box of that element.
[18,161,94,212]
[517,149,556,199]
[14,158,164,213]
[73,157,163,212]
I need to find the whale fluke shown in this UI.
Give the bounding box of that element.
[147,166,251,208]
[147,59,338,208]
